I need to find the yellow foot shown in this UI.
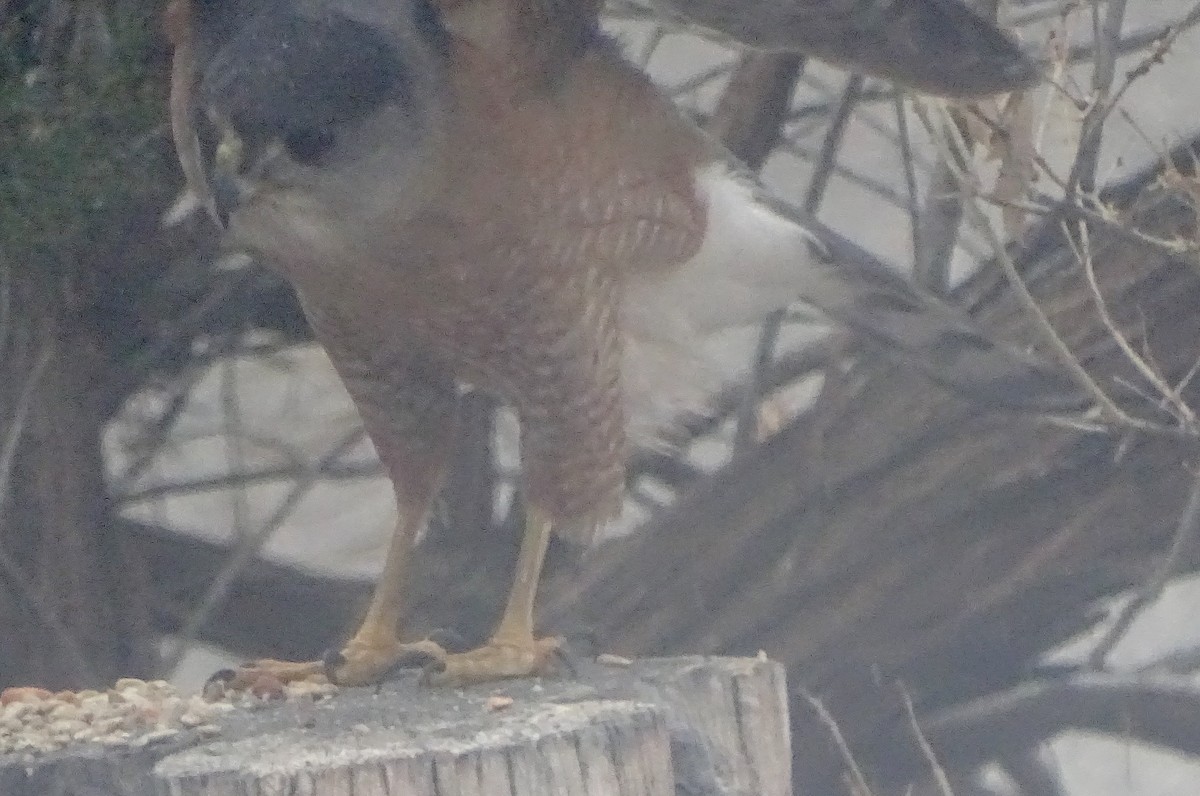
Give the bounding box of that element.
[212,638,447,692]
[325,638,446,686]
[422,636,563,686]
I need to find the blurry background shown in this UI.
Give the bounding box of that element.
[5,0,1200,792]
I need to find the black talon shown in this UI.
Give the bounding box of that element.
[417,655,448,685]
[551,640,583,678]
[208,667,237,684]
[202,668,237,701]
[321,649,347,684]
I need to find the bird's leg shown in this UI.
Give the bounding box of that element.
[322,505,446,685]
[216,500,445,690]
[422,504,562,685]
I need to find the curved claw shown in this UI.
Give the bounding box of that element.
[204,638,453,695]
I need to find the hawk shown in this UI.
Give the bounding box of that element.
[167,0,1081,686]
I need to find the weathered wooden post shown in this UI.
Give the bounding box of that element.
[0,656,791,795]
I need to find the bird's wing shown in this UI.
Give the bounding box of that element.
[648,0,1040,97]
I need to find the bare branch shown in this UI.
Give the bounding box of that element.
[0,337,96,683]
[995,748,1067,796]
[1071,218,1196,426]
[1088,467,1200,668]
[161,426,368,671]
[800,690,874,796]
[737,75,864,450]
[119,459,380,505]
[922,673,1200,765]
[0,542,98,685]
[892,92,923,269]
[0,342,54,516]
[916,101,1120,424]
[899,684,955,796]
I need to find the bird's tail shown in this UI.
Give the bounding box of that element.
[626,163,1087,420]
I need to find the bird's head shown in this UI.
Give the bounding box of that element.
[167,0,450,252]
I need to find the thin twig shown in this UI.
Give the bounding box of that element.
[634,24,665,68]
[972,189,1200,262]
[1063,4,1200,64]
[0,340,97,683]
[914,124,966,292]
[735,75,863,451]
[663,59,737,99]
[0,542,98,684]
[0,265,11,358]
[119,459,380,505]
[0,342,54,515]
[220,349,251,546]
[919,105,1200,440]
[1070,218,1196,426]
[800,689,874,796]
[112,369,204,493]
[162,426,367,672]
[893,91,923,270]
[1066,0,1128,195]
[803,76,864,215]
[915,101,1122,425]
[776,138,917,212]
[898,684,955,796]
[1088,466,1200,669]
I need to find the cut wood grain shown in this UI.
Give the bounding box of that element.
[0,656,789,796]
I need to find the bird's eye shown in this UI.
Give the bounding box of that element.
[283,126,335,165]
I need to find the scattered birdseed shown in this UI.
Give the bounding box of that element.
[0,675,338,760]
